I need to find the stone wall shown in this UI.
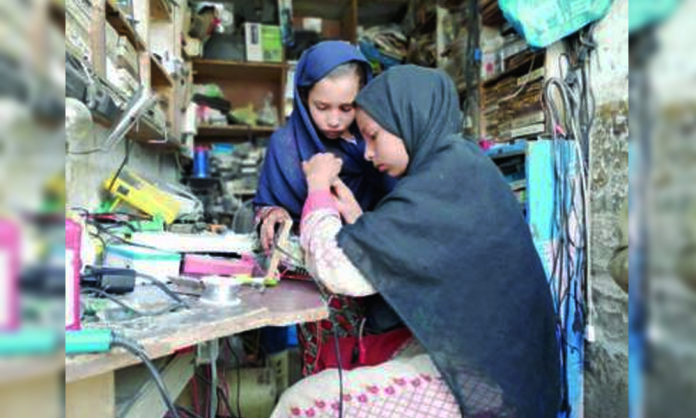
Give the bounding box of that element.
[584,0,629,416]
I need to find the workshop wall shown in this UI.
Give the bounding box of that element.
[584,0,629,416]
[66,125,179,210]
[641,0,696,414]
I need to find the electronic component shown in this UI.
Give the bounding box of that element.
[80,266,137,295]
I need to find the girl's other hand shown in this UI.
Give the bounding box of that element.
[332,179,363,224]
[260,207,291,254]
[303,153,343,191]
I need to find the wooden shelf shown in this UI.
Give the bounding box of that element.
[192,60,286,83]
[482,51,544,88]
[105,1,147,52]
[294,0,352,21]
[93,113,181,150]
[151,55,174,88]
[196,125,277,142]
[150,0,173,21]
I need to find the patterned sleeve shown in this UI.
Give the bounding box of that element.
[300,191,376,297]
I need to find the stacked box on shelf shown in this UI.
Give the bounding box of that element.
[482,63,546,142]
[65,0,93,61]
[105,19,140,98]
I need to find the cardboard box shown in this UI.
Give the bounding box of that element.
[245,23,282,62]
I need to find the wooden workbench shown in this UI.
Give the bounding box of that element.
[65,280,328,417]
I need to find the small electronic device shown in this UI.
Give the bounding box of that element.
[80,266,137,295]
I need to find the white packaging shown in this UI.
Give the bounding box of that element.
[105,244,181,284]
[245,22,263,62]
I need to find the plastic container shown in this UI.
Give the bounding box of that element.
[105,244,181,284]
[193,147,210,178]
[182,254,256,277]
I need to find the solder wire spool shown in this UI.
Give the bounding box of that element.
[193,146,210,178]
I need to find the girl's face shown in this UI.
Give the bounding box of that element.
[356,108,409,178]
[307,74,360,140]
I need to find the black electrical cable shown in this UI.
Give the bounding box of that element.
[224,338,244,418]
[541,29,598,415]
[333,324,345,418]
[111,334,181,418]
[194,370,239,418]
[135,272,190,308]
[107,126,133,193]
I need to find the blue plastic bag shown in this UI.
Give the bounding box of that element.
[499,0,613,48]
[629,0,681,34]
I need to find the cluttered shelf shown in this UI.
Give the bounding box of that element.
[192,59,286,82]
[105,0,147,52]
[150,55,174,88]
[481,50,545,88]
[93,113,181,150]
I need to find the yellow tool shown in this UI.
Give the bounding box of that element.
[104,169,180,224]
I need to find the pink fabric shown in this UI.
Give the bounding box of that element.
[302,190,338,223]
[277,373,461,418]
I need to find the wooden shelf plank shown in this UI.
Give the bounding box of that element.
[151,55,174,88]
[93,113,181,150]
[196,125,277,142]
[482,51,544,88]
[105,1,147,52]
[192,60,286,83]
[150,0,172,21]
[293,0,351,21]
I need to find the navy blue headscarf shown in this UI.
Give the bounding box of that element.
[254,41,392,221]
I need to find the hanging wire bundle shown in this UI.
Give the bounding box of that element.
[542,24,597,415]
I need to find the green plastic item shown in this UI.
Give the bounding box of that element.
[0,329,59,356]
[65,329,114,355]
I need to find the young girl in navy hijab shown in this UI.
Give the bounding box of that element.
[254,41,397,377]
[254,41,393,252]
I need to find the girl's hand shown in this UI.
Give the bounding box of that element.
[332,179,363,224]
[302,153,343,191]
[259,207,291,254]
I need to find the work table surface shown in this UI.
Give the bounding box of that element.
[65,280,327,383]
